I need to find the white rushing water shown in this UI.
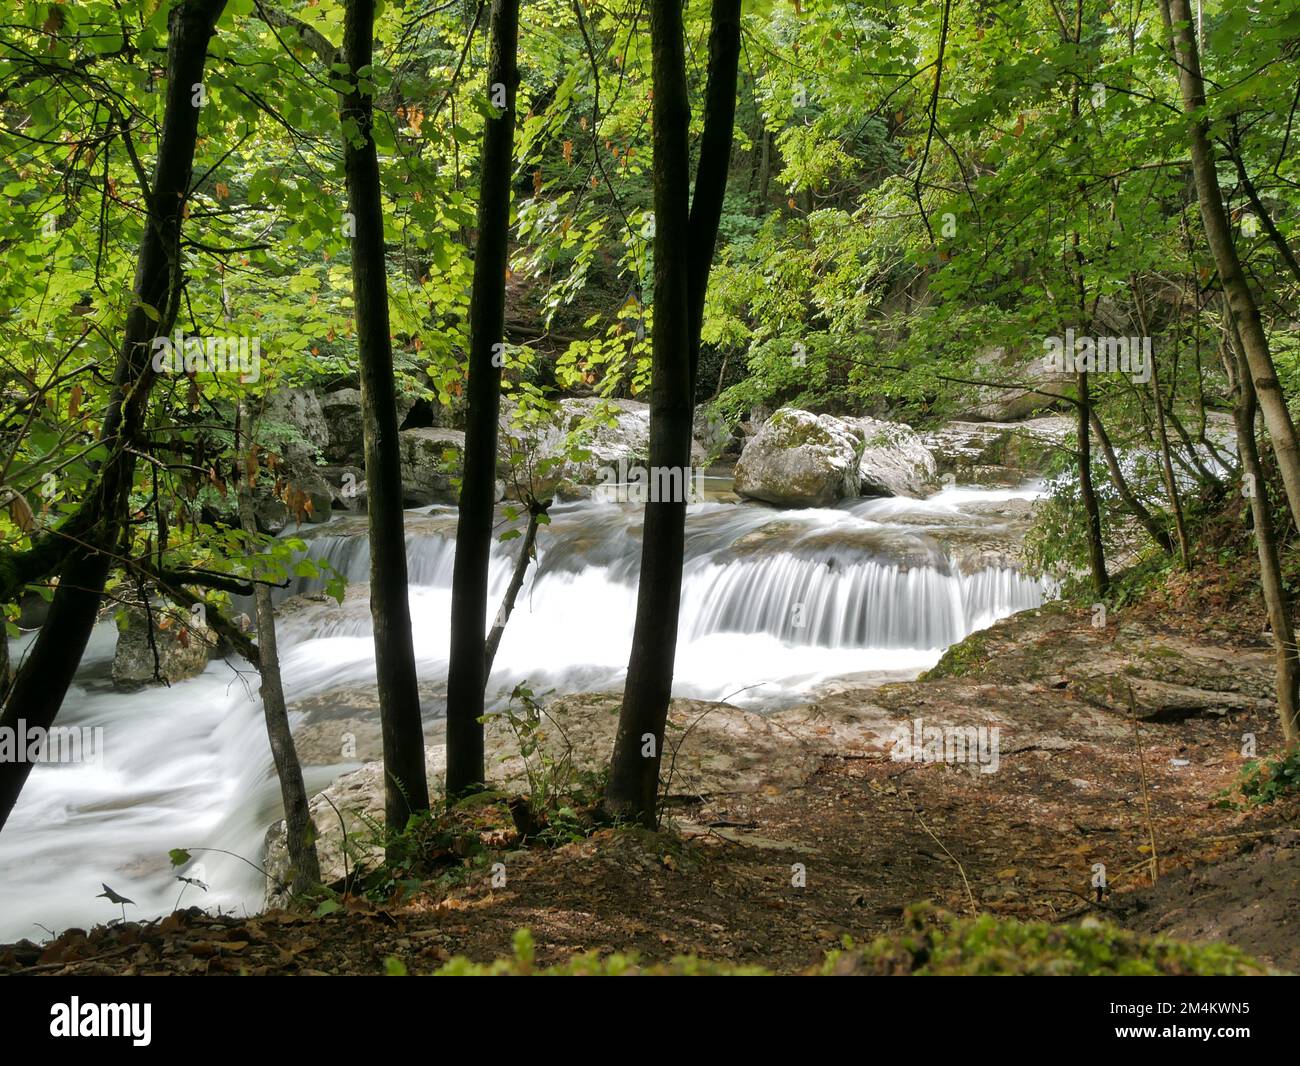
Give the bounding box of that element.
[0,483,1046,940]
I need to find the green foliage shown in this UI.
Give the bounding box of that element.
[822,907,1277,976]
[495,682,573,816]
[402,909,1276,975]
[431,928,768,975]
[1223,747,1300,809]
[491,682,605,846]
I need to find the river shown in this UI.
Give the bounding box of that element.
[0,481,1045,940]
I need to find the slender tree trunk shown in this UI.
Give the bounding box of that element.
[1066,2,1107,597]
[237,406,321,894]
[1160,0,1300,531]
[1225,322,1300,745]
[445,0,520,799]
[341,0,429,831]
[1166,404,1227,487]
[604,0,741,825]
[1077,370,1109,595]
[1228,139,1300,286]
[0,0,229,834]
[687,0,742,397]
[1146,343,1192,566]
[483,505,541,680]
[1089,411,1173,554]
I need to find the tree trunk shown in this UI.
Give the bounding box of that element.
[1225,321,1300,745]
[1147,350,1192,566]
[341,0,429,832]
[687,0,742,398]
[604,0,741,825]
[483,505,541,680]
[1077,369,1110,596]
[1089,410,1173,554]
[1228,138,1300,286]
[445,0,520,799]
[1160,0,1300,531]
[237,406,321,894]
[1066,3,1107,599]
[0,0,229,834]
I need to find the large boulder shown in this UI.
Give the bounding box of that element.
[264,388,329,458]
[923,417,1072,484]
[733,408,864,507]
[253,388,334,529]
[111,602,219,689]
[398,427,465,506]
[694,406,738,461]
[498,397,655,500]
[320,389,365,464]
[843,415,936,497]
[320,387,419,466]
[956,346,1074,421]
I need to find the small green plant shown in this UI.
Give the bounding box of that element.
[349,805,483,902]
[499,682,572,811]
[1222,746,1300,808]
[489,682,604,845]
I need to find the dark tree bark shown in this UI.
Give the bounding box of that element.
[604,0,741,826]
[483,505,541,680]
[341,0,429,832]
[1160,0,1300,531]
[445,0,520,799]
[1132,286,1191,565]
[237,406,321,894]
[1065,1,1107,599]
[686,0,742,397]
[1077,369,1110,596]
[0,0,229,834]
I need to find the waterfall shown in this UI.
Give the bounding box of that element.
[0,483,1046,940]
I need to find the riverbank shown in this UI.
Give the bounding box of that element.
[7,565,1295,976]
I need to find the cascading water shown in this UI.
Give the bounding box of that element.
[0,482,1046,940]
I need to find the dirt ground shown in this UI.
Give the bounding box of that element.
[4,599,1298,976]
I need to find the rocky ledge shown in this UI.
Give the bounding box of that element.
[265,600,1281,910]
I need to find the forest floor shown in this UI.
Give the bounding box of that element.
[4,561,1298,976]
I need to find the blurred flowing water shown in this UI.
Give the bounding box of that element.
[0,482,1045,940]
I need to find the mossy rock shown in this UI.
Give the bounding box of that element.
[920,629,993,680]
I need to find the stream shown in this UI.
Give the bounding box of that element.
[0,481,1045,941]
